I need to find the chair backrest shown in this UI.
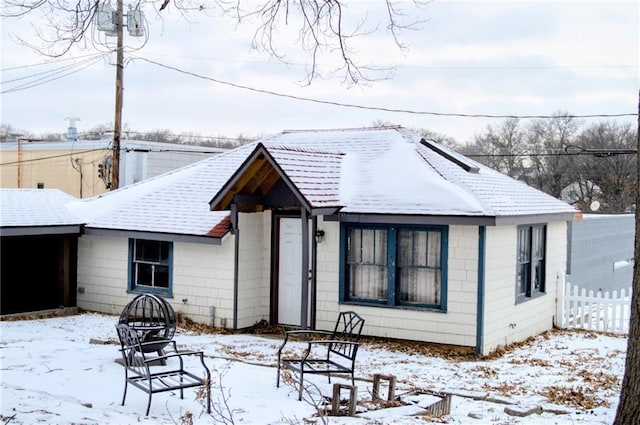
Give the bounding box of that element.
[116,323,150,378]
[329,311,365,360]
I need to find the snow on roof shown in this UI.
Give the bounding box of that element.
[0,189,83,228]
[262,145,344,208]
[67,126,576,238]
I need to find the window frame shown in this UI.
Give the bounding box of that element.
[128,238,174,297]
[340,223,448,312]
[515,224,546,303]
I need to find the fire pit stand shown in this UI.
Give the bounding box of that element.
[118,293,177,356]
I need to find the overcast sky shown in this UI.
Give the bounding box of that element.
[1,1,638,144]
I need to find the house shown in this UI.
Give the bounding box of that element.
[0,136,226,198]
[0,189,83,314]
[57,126,576,356]
[1,126,578,356]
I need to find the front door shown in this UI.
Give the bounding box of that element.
[277,217,310,326]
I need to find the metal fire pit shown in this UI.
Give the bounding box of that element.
[119,293,177,354]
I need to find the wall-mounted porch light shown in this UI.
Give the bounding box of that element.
[315,229,325,244]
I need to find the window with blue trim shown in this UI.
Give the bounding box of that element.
[129,239,173,296]
[516,224,546,302]
[342,225,447,310]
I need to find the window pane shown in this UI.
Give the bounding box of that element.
[516,263,528,295]
[399,230,426,266]
[350,264,387,301]
[427,232,441,267]
[136,240,161,262]
[533,226,544,259]
[398,229,442,305]
[518,227,530,263]
[358,229,386,264]
[136,263,153,286]
[400,268,440,304]
[154,265,169,288]
[349,228,362,262]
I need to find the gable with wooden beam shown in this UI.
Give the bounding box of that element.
[208,143,344,215]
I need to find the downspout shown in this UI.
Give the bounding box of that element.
[476,226,486,357]
[17,137,22,188]
[231,202,239,330]
[310,216,318,329]
[300,208,310,329]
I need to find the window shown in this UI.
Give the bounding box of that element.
[342,225,447,310]
[129,239,173,296]
[516,225,546,302]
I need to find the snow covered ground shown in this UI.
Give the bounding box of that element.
[0,312,627,424]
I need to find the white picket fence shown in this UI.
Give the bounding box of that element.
[558,282,632,334]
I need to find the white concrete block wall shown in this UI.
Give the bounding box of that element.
[76,234,237,328]
[171,239,235,327]
[76,236,130,316]
[314,221,480,347]
[482,221,567,355]
[235,212,271,329]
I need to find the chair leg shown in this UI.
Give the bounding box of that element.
[298,371,304,401]
[121,381,128,406]
[206,381,212,413]
[145,393,152,416]
[276,363,281,387]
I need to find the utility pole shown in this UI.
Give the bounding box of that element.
[111,0,124,190]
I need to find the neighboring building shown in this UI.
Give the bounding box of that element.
[0,137,226,198]
[0,189,82,314]
[63,126,577,356]
[567,214,634,293]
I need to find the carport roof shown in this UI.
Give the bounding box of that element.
[0,189,83,236]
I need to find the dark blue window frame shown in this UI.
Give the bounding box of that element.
[339,223,448,311]
[516,224,546,303]
[128,239,174,297]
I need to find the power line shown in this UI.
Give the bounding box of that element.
[0,52,110,72]
[1,54,108,94]
[135,56,638,120]
[0,148,110,166]
[1,53,107,85]
[0,146,222,167]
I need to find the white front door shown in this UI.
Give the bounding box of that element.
[277,217,309,326]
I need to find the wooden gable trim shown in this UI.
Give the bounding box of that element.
[209,143,312,213]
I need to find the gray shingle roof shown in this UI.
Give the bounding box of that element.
[1,189,83,235]
[67,127,576,238]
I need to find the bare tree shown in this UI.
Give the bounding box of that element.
[463,118,527,179]
[525,112,578,198]
[573,121,637,213]
[2,0,426,85]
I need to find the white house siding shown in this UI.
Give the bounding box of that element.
[76,236,130,315]
[235,212,272,329]
[171,239,235,327]
[314,221,480,347]
[76,234,237,327]
[482,221,567,355]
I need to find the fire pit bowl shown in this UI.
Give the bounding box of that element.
[119,293,177,354]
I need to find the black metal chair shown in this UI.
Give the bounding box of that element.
[115,323,211,416]
[276,311,365,400]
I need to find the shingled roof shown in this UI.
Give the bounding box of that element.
[1,189,83,236]
[65,126,576,241]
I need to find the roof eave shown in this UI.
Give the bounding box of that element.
[0,224,83,237]
[83,227,223,245]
